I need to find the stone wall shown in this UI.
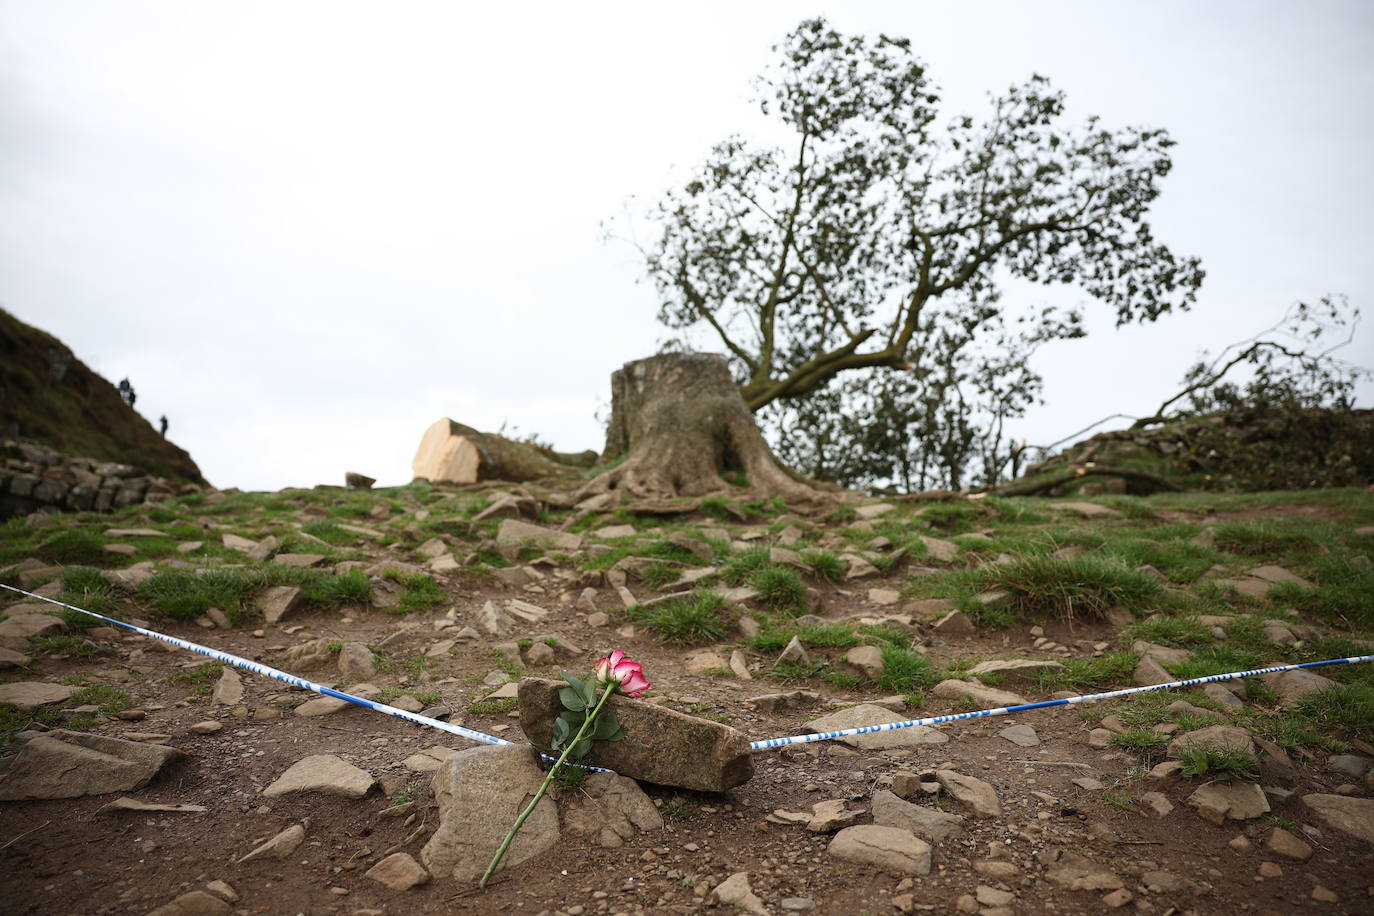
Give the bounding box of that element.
[0,439,203,519]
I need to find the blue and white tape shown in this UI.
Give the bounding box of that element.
[747,655,1374,750]
[5,583,1371,759]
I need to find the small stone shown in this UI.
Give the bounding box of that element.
[188,721,222,735]
[263,754,373,798]
[238,823,306,863]
[1257,861,1282,878]
[976,885,1014,907]
[828,825,932,875]
[710,872,767,916]
[204,880,237,902]
[365,852,430,890]
[803,704,948,750]
[146,891,231,915]
[930,609,974,635]
[807,799,859,833]
[211,668,243,706]
[1311,886,1339,903]
[1102,889,1133,908]
[931,679,1027,707]
[1141,791,1173,817]
[935,769,1001,817]
[1264,827,1312,860]
[0,681,74,711]
[778,635,809,665]
[1186,782,1269,825]
[780,897,814,912]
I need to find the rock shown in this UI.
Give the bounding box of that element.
[828,825,931,875]
[780,898,815,912]
[204,880,237,902]
[711,872,767,916]
[221,533,258,553]
[807,799,859,833]
[1301,793,1374,844]
[421,745,559,882]
[935,770,1001,817]
[294,696,350,717]
[930,610,975,636]
[1262,668,1338,707]
[559,771,664,847]
[685,649,727,675]
[802,704,948,751]
[592,524,637,539]
[403,746,462,774]
[0,614,67,639]
[0,646,33,668]
[778,635,809,665]
[1132,640,1191,667]
[263,754,373,798]
[0,730,183,800]
[932,679,1027,707]
[496,518,582,551]
[188,721,222,734]
[279,637,335,670]
[273,553,326,568]
[997,724,1040,747]
[1247,565,1313,587]
[1167,725,1255,758]
[365,852,430,890]
[870,789,966,842]
[868,588,901,606]
[729,649,752,680]
[854,503,895,519]
[917,536,960,563]
[336,643,377,682]
[746,690,822,714]
[1264,827,1312,860]
[1312,886,1339,903]
[146,890,232,915]
[96,796,207,814]
[1141,791,1173,817]
[1102,889,1133,908]
[211,668,243,706]
[518,678,752,792]
[1203,683,1246,709]
[1141,871,1194,895]
[237,823,306,863]
[256,586,305,624]
[1132,655,1173,686]
[0,681,74,711]
[1186,782,1270,824]
[524,641,556,667]
[1043,850,1123,890]
[844,645,884,679]
[976,886,1015,907]
[966,658,1065,683]
[1167,700,1226,724]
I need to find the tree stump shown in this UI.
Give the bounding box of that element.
[580,353,837,507]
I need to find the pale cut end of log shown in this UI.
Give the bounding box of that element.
[412,418,482,483]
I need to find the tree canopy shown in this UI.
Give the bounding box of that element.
[631,17,1204,419]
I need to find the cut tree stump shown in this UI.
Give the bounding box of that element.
[577,352,841,509]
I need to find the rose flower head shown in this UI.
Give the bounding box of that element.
[594,650,650,697]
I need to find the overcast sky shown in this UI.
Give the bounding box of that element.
[2,1,1371,491]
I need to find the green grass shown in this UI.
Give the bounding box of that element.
[303,568,373,608]
[626,589,735,645]
[1167,645,1268,681]
[1212,519,1330,557]
[875,646,937,693]
[800,549,847,583]
[137,566,372,622]
[642,560,682,590]
[1110,729,1169,749]
[1124,616,1212,648]
[748,566,807,615]
[34,528,107,566]
[468,697,519,716]
[1175,743,1259,783]
[69,685,134,714]
[27,633,108,658]
[1292,685,1374,742]
[976,554,1163,622]
[1029,652,1141,691]
[301,520,356,545]
[1267,554,1374,629]
[720,546,770,585]
[168,662,222,696]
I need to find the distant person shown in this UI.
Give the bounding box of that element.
[159,415,168,437]
[117,378,136,408]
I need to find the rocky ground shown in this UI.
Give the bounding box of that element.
[1,481,1372,915]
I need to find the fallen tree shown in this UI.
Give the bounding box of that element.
[411,419,584,485]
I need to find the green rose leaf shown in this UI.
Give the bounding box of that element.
[569,736,592,758]
[551,716,571,747]
[580,679,598,707]
[593,714,622,741]
[558,687,586,712]
[562,672,588,695]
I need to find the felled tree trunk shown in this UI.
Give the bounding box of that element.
[411,418,577,484]
[580,353,838,507]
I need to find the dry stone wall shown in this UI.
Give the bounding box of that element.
[0,439,202,519]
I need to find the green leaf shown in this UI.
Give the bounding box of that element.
[592,711,620,740]
[580,678,598,707]
[569,737,592,758]
[552,716,571,747]
[562,672,587,695]
[603,726,624,742]
[558,687,586,712]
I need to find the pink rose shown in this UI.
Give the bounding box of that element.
[594,650,651,697]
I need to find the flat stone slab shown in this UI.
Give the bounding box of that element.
[0,730,184,800]
[828,824,931,875]
[519,677,752,792]
[803,704,948,750]
[0,681,75,711]
[1263,668,1338,708]
[496,519,582,550]
[0,614,68,639]
[932,679,1028,707]
[1167,725,1255,759]
[263,754,373,798]
[1301,793,1374,845]
[965,659,1066,683]
[871,789,966,843]
[1186,781,1269,824]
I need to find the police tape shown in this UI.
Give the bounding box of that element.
[5,583,1371,758]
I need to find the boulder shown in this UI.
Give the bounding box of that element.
[828,825,931,875]
[0,614,67,639]
[0,730,184,800]
[1167,725,1255,759]
[421,744,559,882]
[365,852,430,890]
[803,704,948,751]
[496,519,582,551]
[255,586,305,624]
[518,678,752,792]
